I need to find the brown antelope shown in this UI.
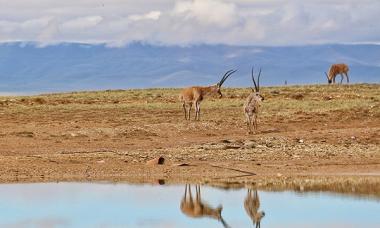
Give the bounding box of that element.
[325,63,349,84]
[244,67,264,134]
[179,70,237,120]
[180,184,230,228]
[244,189,265,228]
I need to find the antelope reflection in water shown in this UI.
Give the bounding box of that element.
[180,184,230,228]
[244,189,265,228]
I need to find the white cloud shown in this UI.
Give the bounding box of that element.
[173,0,238,28]
[0,0,379,46]
[61,16,103,30]
[21,17,51,29]
[129,11,161,21]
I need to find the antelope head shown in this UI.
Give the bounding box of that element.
[213,69,237,98]
[325,72,332,84]
[251,67,264,101]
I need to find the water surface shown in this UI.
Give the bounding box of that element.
[0,183,379,228]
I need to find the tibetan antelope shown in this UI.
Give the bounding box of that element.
[180,184,230,228]
[244,67,264,134]
[325,63,349,84]
[244,189,265,228]
[179,70,236,120]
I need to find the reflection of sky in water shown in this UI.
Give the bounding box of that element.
[0,183,379,228]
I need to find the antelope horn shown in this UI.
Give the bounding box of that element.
[219,69,236,86]
[224,69,237,84]
[257,68,262,92]
[251,67,258,92]
[218,70,233,86]
[324,72,329,80]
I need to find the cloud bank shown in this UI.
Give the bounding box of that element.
[0,0,379,46]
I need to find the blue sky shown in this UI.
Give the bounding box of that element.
[0,0,379,47]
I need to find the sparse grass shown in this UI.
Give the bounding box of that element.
[0,84,379,117]
[0,84,379,185]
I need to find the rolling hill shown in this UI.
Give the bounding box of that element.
[0,42,379,93]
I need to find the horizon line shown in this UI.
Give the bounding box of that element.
[1,83,378,97]
[1,41,380,48]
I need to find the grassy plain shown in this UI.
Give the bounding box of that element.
[0,84,379,194]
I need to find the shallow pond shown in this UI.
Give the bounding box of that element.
[0,183,379,228]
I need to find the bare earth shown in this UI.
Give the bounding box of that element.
[0,84,379,194]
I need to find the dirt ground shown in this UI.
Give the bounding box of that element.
[0,84,379,194]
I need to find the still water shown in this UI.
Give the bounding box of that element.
[0,183,379,228]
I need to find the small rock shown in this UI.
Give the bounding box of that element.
[220,139,233,144]
[146,156,165,165]
[96,160,105,164]
[276,173,283,177]
[265,142,274,148]
[298,139,304,143]
[244,141,256,149]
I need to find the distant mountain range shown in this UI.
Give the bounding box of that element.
[0,42,379,93]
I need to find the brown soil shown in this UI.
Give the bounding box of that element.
[0,84,379,193]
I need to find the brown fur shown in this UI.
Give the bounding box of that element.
[179,70,236,121]
[326,63,349,84]
[180,184,229,227]
[179,85,222,121]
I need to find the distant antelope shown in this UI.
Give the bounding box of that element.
[325,63,349,84]
[179,70,237,120]
[180,184,230,228]
[244,67,264,134]
[244,189,265,228]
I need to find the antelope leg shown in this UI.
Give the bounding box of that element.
[183,103,187,120]
[197,103,201,121]
[188,103,192,121]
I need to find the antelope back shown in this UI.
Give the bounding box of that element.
[329,63,349,77]
[179,87,197,102]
